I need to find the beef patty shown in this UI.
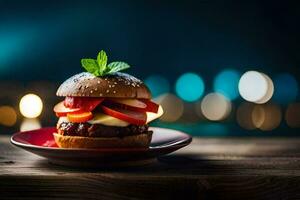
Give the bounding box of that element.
[57,122,151,138]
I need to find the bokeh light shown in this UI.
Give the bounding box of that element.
[155,93,184,122]
[213,69,240,100]
[236,102,256,130]
[237,102,281,131]
[0,106,17,126]
[238,71,273,104]
[256,104,282,131]
[180,102,202,123]
[255,73,274,104]
[20,118,41,131]
[199,93,232,121]
[285,103,300,128]
[252,105,265,128]
[19,94,43,118]
[144,75,170,98]
[273,73,298,104]
[175,72,205,102]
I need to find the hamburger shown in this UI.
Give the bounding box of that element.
[53,50,163,148]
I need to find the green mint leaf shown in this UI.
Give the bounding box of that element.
[81,59,100,75]
[107,62,130,74]
[97,50,107,73]
[81,50,130,76]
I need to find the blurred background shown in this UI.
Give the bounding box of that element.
[0,0,299,136]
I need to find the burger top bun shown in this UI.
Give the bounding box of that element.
[56,72,151,99]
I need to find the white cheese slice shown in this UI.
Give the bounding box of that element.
[88,113,129,127]
[146,105,164,123]
[57,116,69,126]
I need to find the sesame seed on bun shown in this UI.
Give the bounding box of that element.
[56,72,151,99]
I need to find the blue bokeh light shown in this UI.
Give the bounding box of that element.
[144,75,170,98]
[273,73,298,104]
[213,69,240,100]
[175,72,205,102]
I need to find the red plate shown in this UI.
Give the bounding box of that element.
[11,127,192,167]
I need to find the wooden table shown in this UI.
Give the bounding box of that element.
[1,135,300,200]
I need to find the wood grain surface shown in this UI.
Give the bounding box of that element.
[1,135,300,200]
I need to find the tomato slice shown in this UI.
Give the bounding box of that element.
[101,105,147,125]
[140,99,159,113]
[54,101,83,117]
[64,96,76,108]
[64,97,103,111]
[108,98,147,109]
[67,112,93,123]
[105,99,159,113]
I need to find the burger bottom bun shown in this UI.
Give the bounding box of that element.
[53,133,152,149]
